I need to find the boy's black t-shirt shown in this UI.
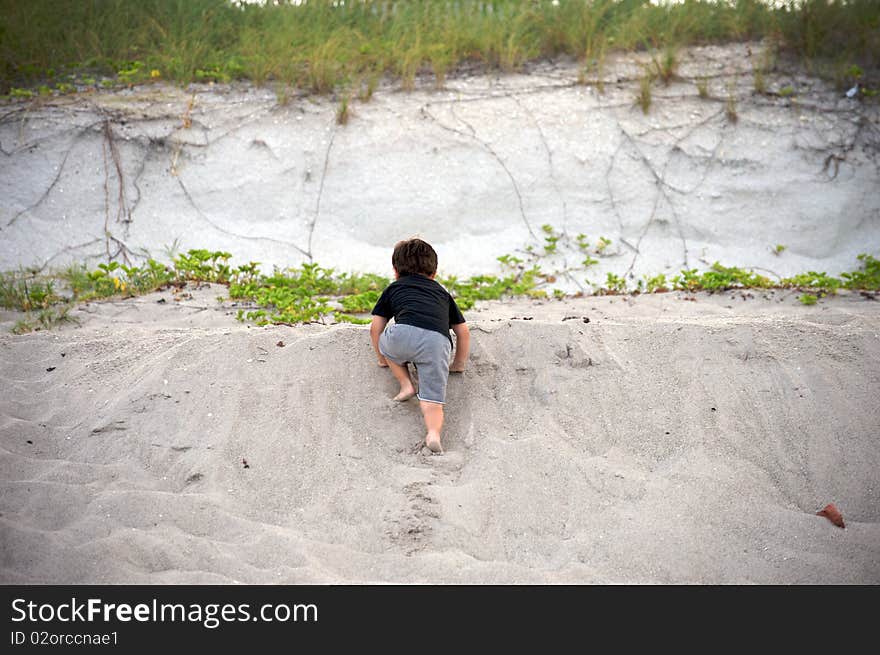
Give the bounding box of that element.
[371,274,465,343]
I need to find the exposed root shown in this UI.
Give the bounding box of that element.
[176,177,310,257]
[421,102,538,241]
[308,123,337,261]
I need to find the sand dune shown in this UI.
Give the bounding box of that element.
[1,286,878,583]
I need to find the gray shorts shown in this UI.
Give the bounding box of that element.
[379,322,452,404]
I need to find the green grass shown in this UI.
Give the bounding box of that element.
[651,45,678,86]
[726,82,738,122]
[0,271,59,311]
[638,70,653,114]
[753,66,765,94]
[696,75,709,98]
[1,1,878,97]
[336,93,352,125]
[12,305,78,334]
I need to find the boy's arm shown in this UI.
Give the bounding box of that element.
[370,315,389,367]
[450,322,470,373]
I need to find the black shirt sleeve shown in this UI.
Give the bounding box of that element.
[371,287,394,318]
[448,295,465,325]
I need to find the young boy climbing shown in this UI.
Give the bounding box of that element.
[370,238,470,454]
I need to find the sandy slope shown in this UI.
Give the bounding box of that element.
[1,286,878,583]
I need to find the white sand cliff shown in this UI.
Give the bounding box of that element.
[1,43,878,285]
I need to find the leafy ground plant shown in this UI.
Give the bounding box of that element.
[3,247,879,332]
[599,272,627,295]
[840,253,880,289]
[643,273,669,294]
[671,263,773,292]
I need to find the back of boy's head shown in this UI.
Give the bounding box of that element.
[392,238,438,277]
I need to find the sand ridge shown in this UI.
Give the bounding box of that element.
[1,287,878,583]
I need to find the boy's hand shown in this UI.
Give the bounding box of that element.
[449,360,466,373]
[377,355,389,368]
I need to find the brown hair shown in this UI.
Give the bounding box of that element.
[392,238,438,277]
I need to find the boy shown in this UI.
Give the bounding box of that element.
[370,238,470,454]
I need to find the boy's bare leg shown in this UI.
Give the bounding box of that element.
[386,360,416,401]
[420,401,444,453]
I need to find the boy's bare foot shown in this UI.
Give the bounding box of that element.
[393,383,416,402]
[449,361,466,373]
[425,431,443,453]
[377,356,389,368]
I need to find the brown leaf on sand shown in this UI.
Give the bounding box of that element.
[817,503,845,528]
[276,340,285,347]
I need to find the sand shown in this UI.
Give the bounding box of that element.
[2,39,879,584]
[1,285,878,584]
[2,42,878,287]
